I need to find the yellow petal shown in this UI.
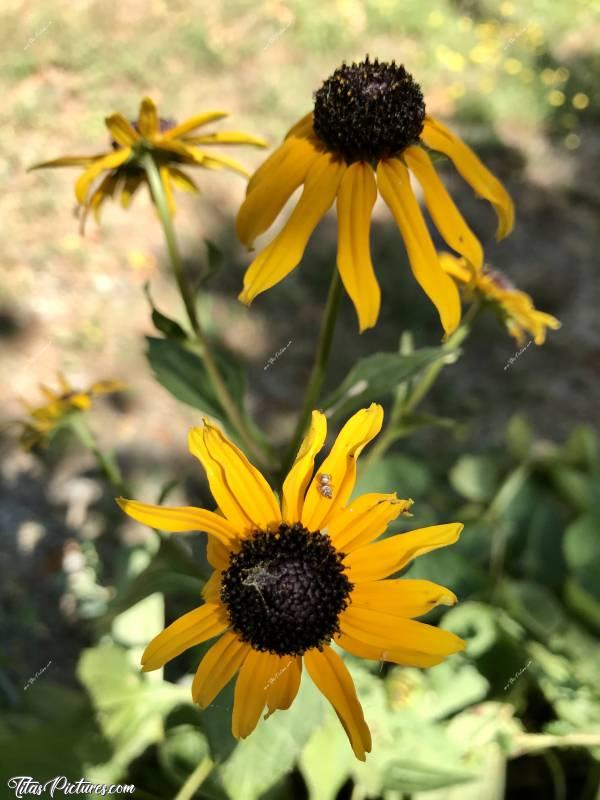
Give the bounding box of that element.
[202,571,222,604]
[377,158,462,337]
[120,173,144,208]
[282,410,327,523]
[141,603,228,672]
[104,113,140,147]
[264,655,302,719]
[336,162,381,332]
[29,154,108,170]
[421,116,515,240]
[350,579,457,618]
[232,649,280,738]
[404,146,483,271]
[285,112,314,140]
[335,632,449,668]
[185,131,267,148]
[189,422,281,531]
[438,251,473,284]
[137,97,159,138]
[340,606,465,656]
[239,152,346,305]
[304,645,371,761]
[236,136,320,247]
[301,404,384,532]
[327,493,412,552]
[162,112,230,140]
[200,152,250,178]
[159,166,176,215]
[79,172,120,232]
[192,631,250,708]
[154,139,204,165]
[88,379,127,395]
[207,537,233,570]
[75,148,131,205]
[116,497,238,545]
[344,523,464,582]
[167,167,200,194]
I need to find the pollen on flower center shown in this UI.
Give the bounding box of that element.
[313,56,426,164]
[220,523,353,656]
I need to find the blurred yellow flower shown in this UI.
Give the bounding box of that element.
[118,406,464,760]
[439,252,561,346]
[17,374,126,450]
[236,57,514,336]
[30,97,266,231]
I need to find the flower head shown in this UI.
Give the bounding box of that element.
[118,405,464,760]
[439,252,561,345]
[31,97,266,231]
[236,56,514,336]
[17,374,126,450]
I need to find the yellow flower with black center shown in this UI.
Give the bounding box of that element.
[31,97,266,231]
[17,374,126,450]
[439,252,561,345]
[236,56,514,336]
[118,404,464,760]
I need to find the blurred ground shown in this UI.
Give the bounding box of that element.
[1,0,599,755]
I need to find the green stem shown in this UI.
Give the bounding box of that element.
[279,269,343,483]
[363,302,481,470]
[142,152,269,469]
[174,756,214,800]
[68,414,128,494]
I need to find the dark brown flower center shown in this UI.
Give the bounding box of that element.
[220,523,353,656]
[313,56,426,164]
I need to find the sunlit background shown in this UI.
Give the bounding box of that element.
[1,1,599,798]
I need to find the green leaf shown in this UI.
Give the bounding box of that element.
[218,675,324,800]
[200,238,223,286]
[500,580,567,639]
[322,348,448,421]
[144,282,188,341]
[77,642,188,783]
[505,415,534,462]
[157,725,210,787]
[146,336,245,425]
[450,455,500,503]
[441,603,499,658]
[299,716,352,800]
[356,453,432,498]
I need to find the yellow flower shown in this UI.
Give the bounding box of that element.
[118,405,464,760]
[31,97,266,231]
[439,252,561,345]
[236,57,514,336]
[18,374,126,450]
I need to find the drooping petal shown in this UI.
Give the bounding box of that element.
[438,251,473,284]
[192,631,250,708]
[162,112,230,140]
[167,167,200,193]
[74,148,131,204]
[377,158,461,337]
[141,603,229,672]
[137,97,159,138]
[334,631,450,668]
[340,605,465,656]
[189,422,281,531]
[285,112,314,140]
[201,571,222,604]
[159,166,176,215]
[304,645,371,761]
[344,523,464,583]
[236,136,320,247]
[282,411,327,523]
[154,139,204,165]
[327,493,412,552]
[29,154,108,170]
[239,152,347,305]
[80,172,120,232]
[120,173,145,209]
[404,146,483,271]
[201,153,250,178]
[264,655,302,719]
[421,116,514,240]
[207,537,233,570]
[301,404,384,532]
[349,579,457,618]
[232,649,280,738]
[336,162,381,332]
[104,113,140,147]
[116,497,238,545]
[185,131,267,148]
